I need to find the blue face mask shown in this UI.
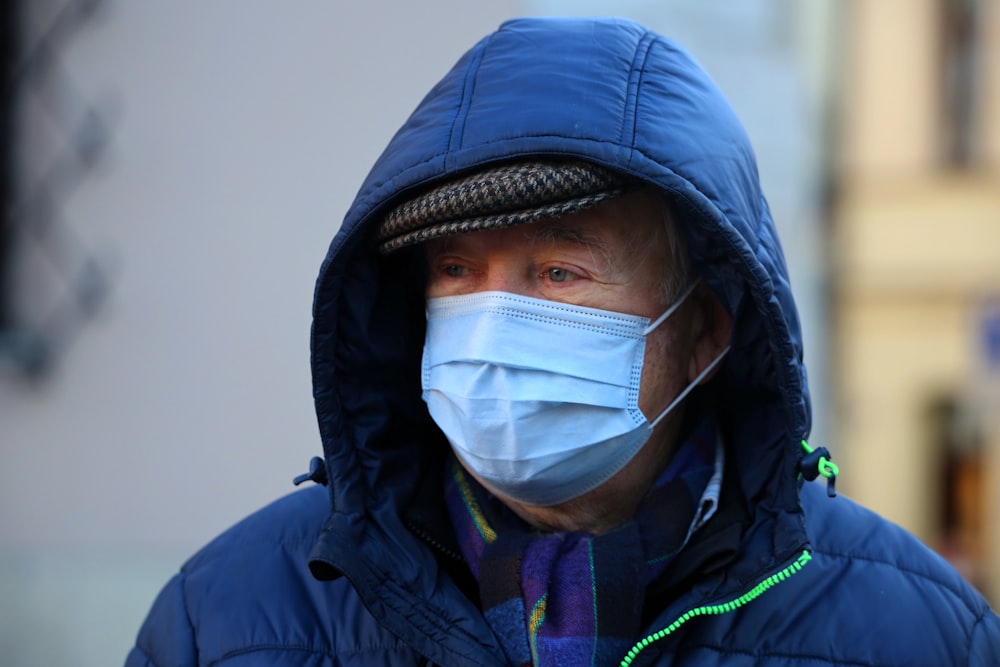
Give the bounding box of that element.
[421,283,728,506]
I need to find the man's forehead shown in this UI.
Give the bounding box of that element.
[526,220,608,248]
[422,191,667,273]
[531,189,667,250]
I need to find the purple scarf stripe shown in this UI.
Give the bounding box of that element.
[444,417,718,667]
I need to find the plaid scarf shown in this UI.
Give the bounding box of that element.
[444,418,720,667]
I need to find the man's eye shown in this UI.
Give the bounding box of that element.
[444,265,465,277]
[546,267,574,283]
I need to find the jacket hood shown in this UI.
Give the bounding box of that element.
[306,16,811,663]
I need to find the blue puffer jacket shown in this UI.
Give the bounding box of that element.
[127,17,1000,666]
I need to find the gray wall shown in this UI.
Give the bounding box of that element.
[1,3,519,665]
[0,2,834,665]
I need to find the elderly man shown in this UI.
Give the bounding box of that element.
[128,16,1000,667]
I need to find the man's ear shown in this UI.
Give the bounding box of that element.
[687,283,733,384]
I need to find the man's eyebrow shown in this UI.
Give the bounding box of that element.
[527,224,616,273]
[526,224,609,252]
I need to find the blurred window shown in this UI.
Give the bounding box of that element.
[939,0,981,166]
[1,0,111,377]
[928,396,987,594]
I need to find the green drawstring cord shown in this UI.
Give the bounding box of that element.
[799,440,839,497]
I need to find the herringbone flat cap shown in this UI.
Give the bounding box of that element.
[376,161,634,253]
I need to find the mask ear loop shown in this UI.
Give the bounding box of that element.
[649,345,731,429]
[643,281,700,335]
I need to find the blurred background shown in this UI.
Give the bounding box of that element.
[1,1,997,665]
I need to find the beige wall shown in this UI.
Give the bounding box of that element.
[841,0,940,176]
[835,0,1000,600]
[835,179,1000,532]
[842,0,1000,174]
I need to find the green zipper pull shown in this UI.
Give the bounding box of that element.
[799,440,839,498]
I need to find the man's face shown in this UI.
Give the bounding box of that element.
[424,188,706,533]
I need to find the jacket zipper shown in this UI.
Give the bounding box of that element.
[618,550,813,666]
[406,520,466,563]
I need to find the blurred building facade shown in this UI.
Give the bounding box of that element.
[834,0,1000,601]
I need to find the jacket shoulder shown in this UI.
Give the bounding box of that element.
[667,482,1000,666]
[182,484,330,571]
[669,482,1000,665]
[127,486,422,666]
[794,480,1000,664]
[801,480,986,610]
